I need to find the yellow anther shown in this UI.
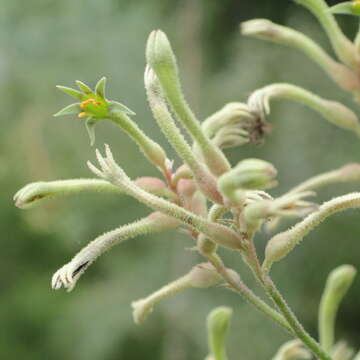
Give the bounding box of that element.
[78,112,88,118]
[80,98,99,109]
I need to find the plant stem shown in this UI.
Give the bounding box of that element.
[204,253,292,333]
[264,276,332,360]
[243,241,332,359]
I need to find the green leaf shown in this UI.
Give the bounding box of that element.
[95,77,106,98]
[75,80,93,94]
[109,101,136,115]
[53,103,81,117]
[329,2,360,16]
[56,85,83,100]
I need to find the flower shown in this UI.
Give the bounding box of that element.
[54,77,135,145]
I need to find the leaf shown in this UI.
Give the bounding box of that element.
[75,80,93,94]
[53,103,81,117]
[95,77,106,98]
[56,85,83,100]
[109,101,136,115]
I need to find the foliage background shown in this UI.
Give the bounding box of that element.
[1,0,359,359]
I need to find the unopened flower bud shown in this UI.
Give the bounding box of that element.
[13,179,124,209]
[264,230,295,274]
[134,177,166,192]
[172,164,193,185]
[219,159,277,205]
[131,263,222,324]
[146,30,178,77]
[188,263,223,288]
[319,265,357,352]
[328,264,357,301]
[331,341,355,360]
[241,19,283,40]
[337,163,360,181]
[146,31,231,176]
[272,340,311,360]
[320,99,360,135]
[206,306,233,360]
[234,159,277,189]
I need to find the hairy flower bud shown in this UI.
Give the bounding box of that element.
[219,159,277,205]
[131,263,223,324]
[146,31,231,176]
[319,265,357,352]
[337,163,360,181]
[272,340,311,360]
[206,306,233,360]
[242,18,360,93]
[263,193,360,272]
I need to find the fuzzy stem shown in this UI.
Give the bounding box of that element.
[13,179,123,209]
[241,19,360,93]
[110,112,167,171]
[146,30,231,176]
[89,150,243,250]
[52,212,178,291]
[145,67,223,204]
[243,242,331,359]
[204,252,292,333]
[264,193,360,272]
[249,83,360,135]
[287,164,360,195]
[264,276,332,360]
[294,0,358,70]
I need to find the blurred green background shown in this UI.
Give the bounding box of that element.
[2,0,360,359]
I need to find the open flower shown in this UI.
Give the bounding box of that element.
[54,77,135,144]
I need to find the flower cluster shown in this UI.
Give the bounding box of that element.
[15,2,360,358]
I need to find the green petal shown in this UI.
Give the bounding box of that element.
[329,2,360,16]
[85,117,97,146]
[109,101,136,115]
[95,77,106,98]
[75,80,93,94]
[53,103,81,117]
[56,86,83,100]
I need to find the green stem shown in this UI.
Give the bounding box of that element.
[110,112,167,171]
[243,242,332,359]
[146,31,230,176]
[146,81,223,204]
[241,19,359,92]
[205,253,292,333]
[294,0,358,70]
[264,276,332,360]
[250,83,360,135]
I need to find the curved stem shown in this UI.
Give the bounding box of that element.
[248,83,360,135]
[241,19,359,92]
[294,0,358,70]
